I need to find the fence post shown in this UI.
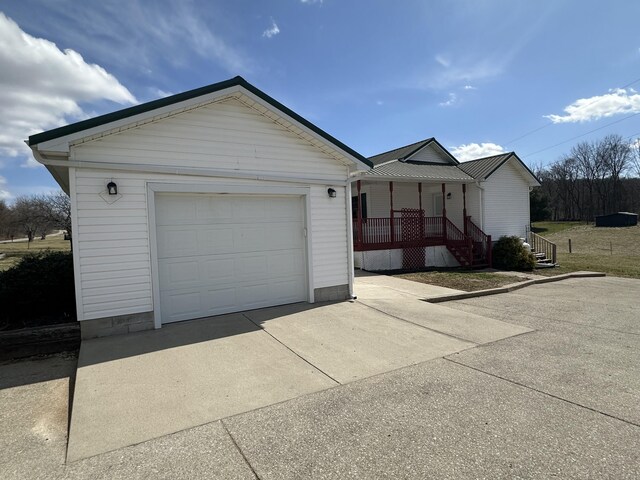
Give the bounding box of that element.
[552,243,557,264]
[568,239,572,254]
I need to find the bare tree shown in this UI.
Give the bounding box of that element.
[33,191,72,238]
[11,197,44,242]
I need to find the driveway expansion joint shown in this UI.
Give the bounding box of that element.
[221,420,262,480]
[356,299,479,346]
[240,313,341,385]
[444,356,640,429]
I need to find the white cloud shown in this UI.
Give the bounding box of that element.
[301,0,323,3]
[463,85,476,90]
[0,13,136,165]
[450,143,507,161]
[439,93,458,107]
[545,88,640,124]
[263,19,280,38]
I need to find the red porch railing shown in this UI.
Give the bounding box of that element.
[353,216,446,251]
[353,216,492,267]
[465,216,492,267]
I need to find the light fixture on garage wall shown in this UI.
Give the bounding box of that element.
[99,179,122,204]
[446,192,452,200]
[107,180,118,195]
[327,188,337,198]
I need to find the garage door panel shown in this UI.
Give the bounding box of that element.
[157,194,307,324]
[268,250,304,277]
[161,291,202,320]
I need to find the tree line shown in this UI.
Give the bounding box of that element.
[0,192,71,242]
[531,134,640,221]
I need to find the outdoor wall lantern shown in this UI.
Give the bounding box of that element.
[327,188,337,198]
[107,181,118,196]
[446,192,452,200]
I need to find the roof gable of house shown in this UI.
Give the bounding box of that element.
[458,152,540,186]
[368,138,458,167]
[29,76,371,169]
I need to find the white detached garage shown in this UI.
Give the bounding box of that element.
[29,76,372,338]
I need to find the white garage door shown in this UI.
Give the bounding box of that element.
[155,193,307,324]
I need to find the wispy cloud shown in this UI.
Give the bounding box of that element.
[439,93,458,107]
[463,85,476,90]
[0,13,136,166]
[300,0,323,4]
[263,19,280,38]
[435,54,451,68]
[20,1,253,75]
[545,88,640,124]
[451,143,507,161]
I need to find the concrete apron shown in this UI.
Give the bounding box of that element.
[67,276,532,463]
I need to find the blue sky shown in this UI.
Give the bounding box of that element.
[1,0,639,200]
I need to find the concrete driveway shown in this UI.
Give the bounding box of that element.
[2,275,639,479]
[66,273,530,461]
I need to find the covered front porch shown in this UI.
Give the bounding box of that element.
[351,179,492,270]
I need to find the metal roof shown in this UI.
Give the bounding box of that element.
[457,153,513,180]
[29,76,372,168]
[364,161,474,181]
[368,138,435,166]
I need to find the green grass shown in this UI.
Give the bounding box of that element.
[534,223,640,278]
[0,235,71,271]
[395,271,529,292]
[531,221,584,235]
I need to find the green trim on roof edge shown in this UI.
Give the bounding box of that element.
[28,76,372,168]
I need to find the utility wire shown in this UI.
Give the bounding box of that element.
[503,76,640,146]
[523,112,640,157]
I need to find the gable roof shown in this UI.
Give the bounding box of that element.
[364,141,540,186]
[458,152,540,185]
[29,76,372,168]
[368,137,458,167]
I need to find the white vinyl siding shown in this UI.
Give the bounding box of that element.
[73,98,347,182]
[407,144,452,164]
[482,160,531,239]
[71,95,353,321]
[74,170,349,320]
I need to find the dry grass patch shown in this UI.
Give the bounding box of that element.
[537,223,640,278]
[396,271,529,292]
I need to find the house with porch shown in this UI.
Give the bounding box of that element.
[352,138,541,271]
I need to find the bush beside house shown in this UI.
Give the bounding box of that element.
[492,236,536,271]
[0,251,76,331]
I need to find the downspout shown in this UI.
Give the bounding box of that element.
[475,181,485,230]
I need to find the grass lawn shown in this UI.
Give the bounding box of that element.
[395,271,529,292]
[531,221,584,235]
[0,234,71,271]
[534,223,640,279]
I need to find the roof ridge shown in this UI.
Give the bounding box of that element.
[461,151,514,163]
[368,137,434,160]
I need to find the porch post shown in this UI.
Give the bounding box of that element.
[441,183,447,240]
[356,180,363,246]
[389,181,394,244]
[418,183,423,212]
[462,183,467,235]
